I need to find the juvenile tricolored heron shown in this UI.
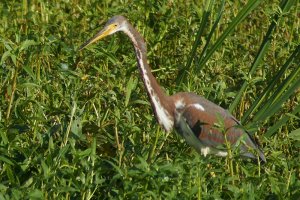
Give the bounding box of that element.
[79,15,266,162]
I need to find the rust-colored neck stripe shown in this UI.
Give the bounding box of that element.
[123,22,174,132]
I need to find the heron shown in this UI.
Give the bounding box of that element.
[79,15,266,162]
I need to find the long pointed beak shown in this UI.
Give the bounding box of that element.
[78,24,116,51]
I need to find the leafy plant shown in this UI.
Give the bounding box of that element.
[0,0,299,199]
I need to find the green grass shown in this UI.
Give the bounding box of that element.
[1,0,300,199]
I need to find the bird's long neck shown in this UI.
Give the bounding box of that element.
[123,23,174,132]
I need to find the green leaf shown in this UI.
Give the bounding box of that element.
[0,156,15,166]
[19,40,38,52]
[71,116,82,136]
[23,65,36,81]
[125,75,137,107]
[289,129,300,141]
[1,50,17,66]
[28,189,44,200]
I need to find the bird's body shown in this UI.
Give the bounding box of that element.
[79,15,266,162]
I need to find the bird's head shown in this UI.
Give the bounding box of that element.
[79,15,127,50]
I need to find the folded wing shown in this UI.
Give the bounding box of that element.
[173,92,266,162]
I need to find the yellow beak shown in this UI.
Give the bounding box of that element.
[78,24,117,50]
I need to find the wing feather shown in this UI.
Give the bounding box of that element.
[173,92,266,162]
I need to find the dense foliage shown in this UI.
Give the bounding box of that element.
[0,0,299,199]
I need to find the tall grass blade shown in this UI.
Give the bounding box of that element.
[176,0,215,84]
[197,0,225,71]
[242,44,300,123]
[198,0,262,75]
[265,104,300,137]
[229,0,295,113]
[252,67,300,124]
